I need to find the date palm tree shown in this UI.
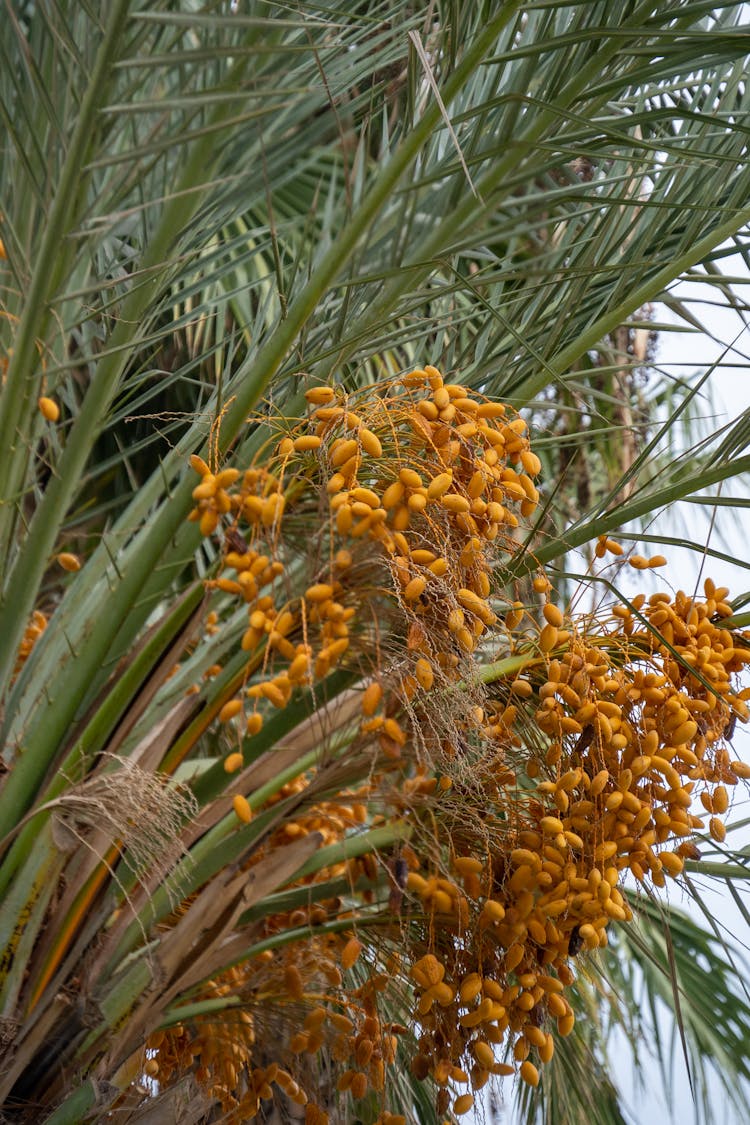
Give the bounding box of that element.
[2,3,750,1123]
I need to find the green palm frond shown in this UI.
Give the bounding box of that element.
[508,883,750,1125]
[605,889,750,1125]
[3,3,750,1122]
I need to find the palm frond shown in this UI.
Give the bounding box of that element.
[3,4,750,1122]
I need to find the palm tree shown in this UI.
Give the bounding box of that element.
[2,2,750,1122]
